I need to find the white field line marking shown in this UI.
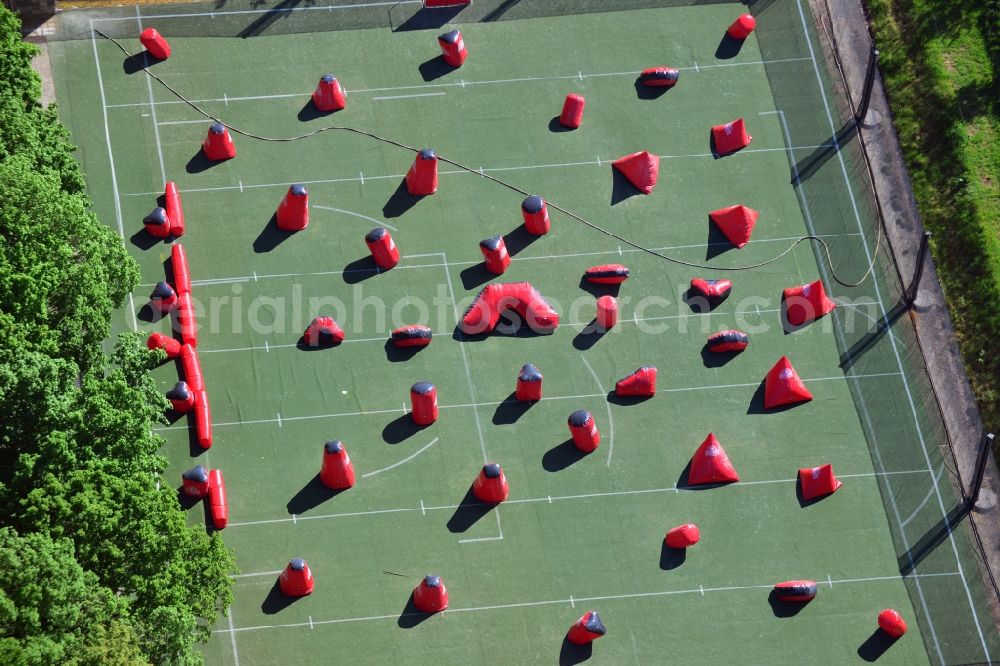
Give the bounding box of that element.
[458,535,504,544]
[231,570,283,579]
[581,357,615,467]
[361,438,439,479]
[90,21,137,331]
[226,607,240,666]
[900,465,946,528]
[372,92,447,101]
[94,0,419,22]
[291,513,297,524]
[154,373,901,432]
[312,205,398,231]
[834,298,904,349]
[276,412,282,428]
[224,469,929,529]
[239,180,244,193]
[309,616,314,630]
[119,145,828,197]
[216,571,956,634]
[136,7,166,185]
[263,340,269,353]
[359,171,364,185]
[105,57,812,108]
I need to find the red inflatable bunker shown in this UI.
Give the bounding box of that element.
[595,295,618,329]
[276,184,309,232]
[690,278,732,305]
[707,330,749,353]
[773,580,817,603]
[164,181,185,237]
[312,74,346,112]
[180,344,204,391]
[615,366,657,397]
[391,324,432,348]
[405,148,438,196]
[150,281,177,313]
[303,316,344,347]
[365,227,400,270]
[783,279,836,327]
[585,264,630,285]
[167,380,196,413]
[664,523,700,548]
[320,440,356,490]
[413,575,448,613]
[612,150,659,194]
[799,463,842,501]
[638,66,679,87]
[176,291,197,348]
[480,235,511,275]
[143,207,171,238]
[710,204,758,248]
[567,611,606,645]
[139,27,171,60]
[181,464,210,498]
[878,609,908,638]
[208,468,228,529]
[202,123,236,161]
[147,331,181,358]
[460,282,559,335]
[410,381,438,426]
[559,93,585,129]
[472,463,510,503]
[279,558,315,597]
[437,30,467,67]
[170,243,191,296]
[568,410,600,453]
[712,118,752,155]
[727,13,757,40]
[688,433,740,485]
[194,390,212,449]
[516,363,543,401]
[521,195,550,235]
[764,356,813,409]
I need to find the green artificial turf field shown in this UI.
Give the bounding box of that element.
[46,0,1000,663]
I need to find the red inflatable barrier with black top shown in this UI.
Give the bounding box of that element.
[366,227,400,270]
[202,123,236,161]
[279,559,315,597]
[276,184,309,231]
[194,390,212,449]
[180,344,204,392]
[567,611,606,645]
[521,195,550,235]
[595,295,618,329]
[150,281,177,313]
[320,440,356,490]
[568,410,600,452]
[147,331,181,358]
[167,381,196,413]
[585,264,630,284]
[181,464,210,498]
[639,66,679,87]
[472,463,509,503]
[410,382,438,425]
[413,575,448,613]
[774,580,817,603]
[437,30,467,67]
[207,468,228,529]
[164,182,185,237]
[615,366,657,397]
[405,149,438,196]
[391,325,432,348]
[460,282,559,335]
[170,243,191,295]
[143,207,171,238]
[712,118,752,155]
[516,363,542,401]
[176,291,197,347]
[312,74,346,112]
[480,235,511,275]
[706,329,749,353]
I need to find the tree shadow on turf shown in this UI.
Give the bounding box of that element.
[130,228,164,251]
[682,289,726,313]
[572,322,608,351]
[542,439,588,472]
[700,346,742,369]
[446,487,493,533]
[674,459,736,491]
[286,474,346,514]
[239,0,301,38]
[610,168,643,205]
[634,78,672,100]
[492,392,532,425]
[175,485,202,511]
[577,276,621,299]
[705,221,736,260]
[418,56,457,82]
[715,34,745,60]
[261,579,303,615]
[384,339,425,363]
[659,542,686,570]
[185,149,224,174]
[397,594,436,628]
[857,629,899,661]
[342,256,381,284]
[382,413,429,445]
[383,180,424,218]
[746,379,804,415]
[605,389,652,406]
[253,214,295,253]
[559,637,593,665]
[394,4,465,32]
[767,590,808,618]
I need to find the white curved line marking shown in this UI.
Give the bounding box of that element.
[581,357,615,467]
[361,437,439,479]
[312,205,398,232]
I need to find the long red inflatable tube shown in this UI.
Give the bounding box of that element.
[180,344,204,392]
[208,469,228,529]
[164,182,185,237]
[195,390,213,449]
[177,291,197,347]
[171,243,191,295]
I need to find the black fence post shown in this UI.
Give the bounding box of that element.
[968,431,996,508]
[906,231,932,306]
[856,46,880,123]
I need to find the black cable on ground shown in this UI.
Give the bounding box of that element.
[98,29,879,287]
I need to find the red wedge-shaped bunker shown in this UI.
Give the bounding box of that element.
[279,559,315,597]
[710,204,758,248]
[712,118,752,155]
[798,463,842,501]
[612,150,659,194]
[688,433,739,485]
[664,523,700,548]
[391,324,432,348]
[773,580,817,603]
[413,575,448,613]
[320,440,356,490]
[304,316,344,346]
[585,264,630,284]
[707,329,749,353]
[878,609,907,638]
[764,356,813,409]
[567,611,606,645]
[615,366,657,397]
[639,66,679,87]
[783,279,836,327]
[472,463,509,503]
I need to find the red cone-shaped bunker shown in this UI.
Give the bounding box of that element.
[312,74,346,112]
[783,279,836,327]
[202,123,236,161]
[773,580,817,603]
[612,150,659,194]
[615,366,657,397]
[146,331,181,358]
[480,235,511,275]
[320,440,356,490]
[516,363,542,401]
[712,118,752,155]
[688,433,739,485]
[567,611,606,645]
[472,463,509,503]
[521,195,550,235]
[304,316,344,347]
[410,381,438,426]
[405,148,438,195]
[664,523,700,548]
[568,410,600,452]
[798,463,842,501]
[139,27,171,60]
[438,30,467,67]
[878,609,907,638]
[276,184,309,231]
[413,574,448,612]
[167,380,196,413]
[279,558,315,597]
[727,13,757,40]
[181,464,210,498]
[710,204,759,248]
[143,207,171,238]
[559,93,585,129]
[764,356,813,409]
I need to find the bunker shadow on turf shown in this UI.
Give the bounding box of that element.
[559,636,593,665]
[857,629,899,661]
[397,593,437,628]
[261,579,305,615]
[382,414,430,444]
[542,439,588,472]
[287,474,348,514]
[446,487,494,533]
[253,214,296,253]
[767,589,808,618]
[492,392,532,425]
[659,541,686,570]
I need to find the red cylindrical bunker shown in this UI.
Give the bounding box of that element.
[150,281,177,313]
[180,344,204,392]
[320,440,356,490]
[176,291,197,348]
[410,381,438,426]
[568,409,600,452]
[664,523,701,548]
[413,574,449,613]
[170,243,191,296]
[167,380,196,413]
[595,295,618,329]
[878,609,907,638]
[181,464,210,498]
[521,195,550,235]
[559,93,586,129]
[207,468,228,529]
[727,13,756,39]
[312,74,346,112]
[479,235,511,275]
[202,122,237,161]
[139,27,171,60]
[143,207,171,238]
[194,390,212,449]
[515,363,542,401]
[567,611,606,645]
[146,331,181,358]
[164,181,185,237]
[437,30,467,67]
[365,227,400,270]
[405,148,439,196]
[472,463,510,503]
[276,184,309,231]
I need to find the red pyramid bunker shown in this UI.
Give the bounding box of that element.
[710,204,759,248]
[615,366,657,397]
[567,611,606,645]
[413,574,448,613]
[472,463,510,504]
[612,150,659,194]
[688,433,739,485]
[279,558,315,597]
[712,118,752,155]
[798,463,842,501]
[764,356,813,409]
